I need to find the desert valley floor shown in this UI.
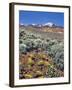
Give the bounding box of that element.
[19,25,64,79]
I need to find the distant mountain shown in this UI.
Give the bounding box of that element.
[20,22,64,28]
[19,22,64,33]
[43,22,56,27]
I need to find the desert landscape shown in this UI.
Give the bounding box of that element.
[19,23,64,79]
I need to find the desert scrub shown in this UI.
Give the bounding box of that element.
[19,28,64,79]
[45,64,63,77]
[19,51,64,79]
[48,42,64,71]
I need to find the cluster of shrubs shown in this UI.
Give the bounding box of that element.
[19,29,64,78]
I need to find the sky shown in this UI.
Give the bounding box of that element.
[19,10,64,27]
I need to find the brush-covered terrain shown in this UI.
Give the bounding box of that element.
[19,26,64,79]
